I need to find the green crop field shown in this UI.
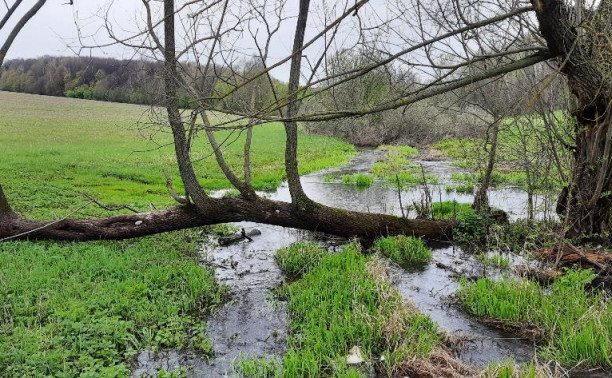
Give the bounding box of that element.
[0,91,355,219]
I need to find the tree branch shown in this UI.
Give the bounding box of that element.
[0,0,46,67]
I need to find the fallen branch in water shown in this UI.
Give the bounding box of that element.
[218,228,262,246]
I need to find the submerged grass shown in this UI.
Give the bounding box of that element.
[276,244,442,377]
[459,269,612,368]
[373,235,432,264]
[0,231,226,376]
[341,173,375,188]
[371,145,438,187]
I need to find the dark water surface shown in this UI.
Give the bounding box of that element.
[133,149,544,377]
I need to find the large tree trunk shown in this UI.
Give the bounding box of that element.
[556,110,612,235]
[533,0,612,236]
[0,196,452,242]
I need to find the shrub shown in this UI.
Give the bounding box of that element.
[275,242,327,278]
[373,235,432,264]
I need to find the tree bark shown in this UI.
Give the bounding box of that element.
[0,185,12,215]
[283,0,311,206]
[163,0,209,210]
[473,122,499,214]
[533,0,612,235]
[0,0,46,67]
[0,197,453,242]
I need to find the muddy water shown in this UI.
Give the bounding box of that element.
[133,149,541,376]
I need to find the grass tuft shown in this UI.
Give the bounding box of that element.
[476,253,510,267]
[373,235,432,264]
[274,241,327,278]
[341,173,375,188]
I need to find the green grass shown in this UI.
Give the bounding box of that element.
[432,138,479,168]
[451,171,528,189]
[455,183,475,194]
[431,201,474,219]
[432,112,573,192]
[0,231,226,376]
[0,91,355,218]
[459,269,612,368]
[372,235,432,264]
[481,359,543,378]
[371,145,439,187]
[274,241,327,278]
[274,244,441,377]
[341,173,375,188]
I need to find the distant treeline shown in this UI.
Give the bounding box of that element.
[0,56,165,105]
[0,56,289,112]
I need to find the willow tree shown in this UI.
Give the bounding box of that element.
[1,0,611,241]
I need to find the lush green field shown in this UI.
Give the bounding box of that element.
[0,91,355,218]
[0,91,356,376]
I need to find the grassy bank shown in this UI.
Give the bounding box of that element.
[459,269,612,368]
[371,145,438,186]
[431,112,572,192]
[0,231,225,376]
[0,91,355,218]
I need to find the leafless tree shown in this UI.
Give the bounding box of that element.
[2,0,611,241]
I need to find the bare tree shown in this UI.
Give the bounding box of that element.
[2,0,612,241]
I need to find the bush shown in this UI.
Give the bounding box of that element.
[275,242,327,278]
[373,235,432,264]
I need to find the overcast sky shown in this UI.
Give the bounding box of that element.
[3,1,134,59]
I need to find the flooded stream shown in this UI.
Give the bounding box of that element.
[134,149,545,377]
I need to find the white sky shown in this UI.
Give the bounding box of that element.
[2,0,304,80]
[2,0,142,59]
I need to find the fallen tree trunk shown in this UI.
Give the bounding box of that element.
[0,197,453,242]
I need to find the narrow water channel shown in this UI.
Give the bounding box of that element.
[133,149,542,377]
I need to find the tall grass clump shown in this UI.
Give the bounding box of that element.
[432,201,474,219]
[274,241,327,278]
[482,358,552,378]
[373,235,432,264]
[279,245,441,376]
[459,269,612,368]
